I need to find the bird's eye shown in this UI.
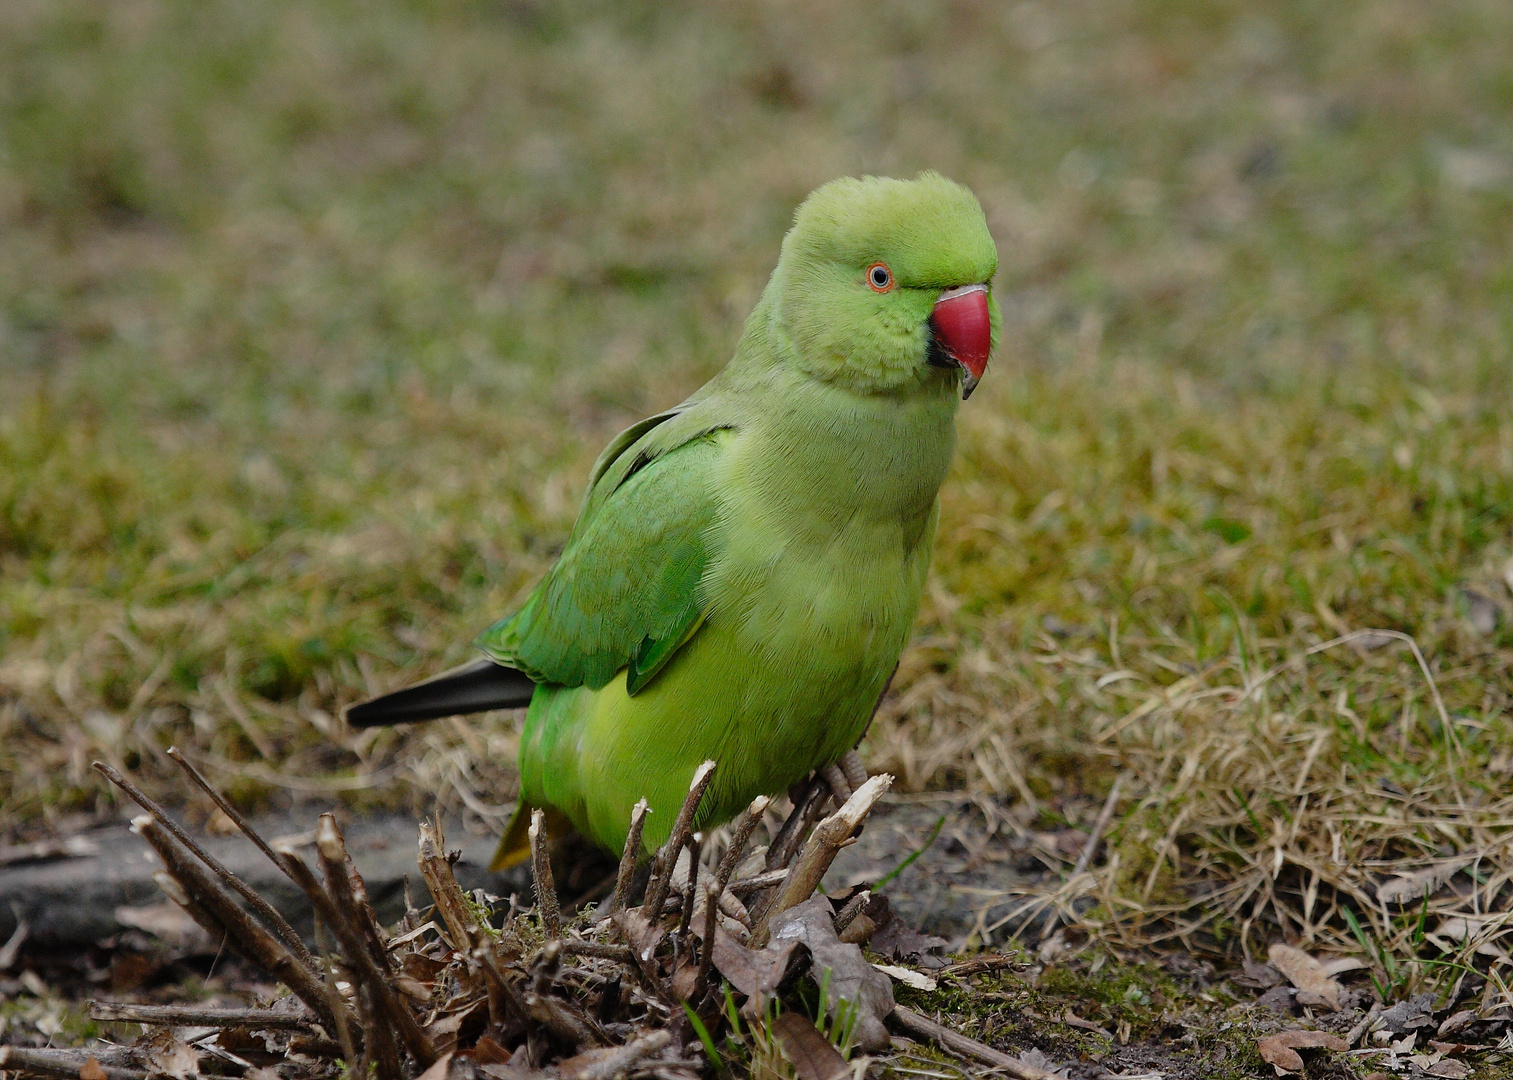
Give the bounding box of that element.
[867,262,893,292]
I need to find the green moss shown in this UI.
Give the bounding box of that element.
[892,957,1299,1080]
[0,3,1510,984]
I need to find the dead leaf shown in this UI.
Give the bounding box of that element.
[478,1058,553,1080]
[79,1059,107,1080]
[556,1047,620,1079]
[870,919,949,963]
[1233,960,1284,989]
[402,951,447,981]
[473,1037,512,1066]
[1256,1030,1348,1073]
[613,909,667,978]
[1267,943,1342,1011]
[1320,957,1366,976]
[768,896,894,1053]
[205,808,240,836]
[415,1051,453,1080]
[1430,915,1512,958]
[1062,1010,1113,1038]
[1255,985,1297,1015]
[1437,1010,1478,1038]
[394,975,433,1002]
[1425,1059,1472,1078]
[1429,1040,1481,1054]
[771,1011,850,1080]
[872,963,936,991]
[709,926,803,1001]
[863,894,948,962]
[140,1031,202,1080]
[669,958,700,1001]
[1377,862,1470,905]
[1018,1048,1068,1077]
[837,914,876,945]
[113,903,214,951]
[1379,993,1437,1033]
[425,1001,486,1050]
[427,1013,468,1039]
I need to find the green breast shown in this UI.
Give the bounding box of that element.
[517,377,956,854]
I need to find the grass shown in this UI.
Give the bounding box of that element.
[2,0,1513,988]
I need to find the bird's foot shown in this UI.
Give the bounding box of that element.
[840,749,868,793]
[822,750,870,810]
[821,764,853,809]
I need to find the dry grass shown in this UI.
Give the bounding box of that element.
[2,0,1513,991]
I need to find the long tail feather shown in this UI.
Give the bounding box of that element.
[343,657,536,728]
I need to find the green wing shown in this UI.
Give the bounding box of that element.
[477,408,730,694]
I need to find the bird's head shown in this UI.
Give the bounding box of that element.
[769,172,999,399]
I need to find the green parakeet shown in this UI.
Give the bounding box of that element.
[346,172,1000,868]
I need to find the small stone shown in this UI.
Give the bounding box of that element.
[1256,985,1299,1015]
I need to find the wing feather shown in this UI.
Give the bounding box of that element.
[477,409,731,693]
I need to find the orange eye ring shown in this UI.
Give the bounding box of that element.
[866,262,894,292]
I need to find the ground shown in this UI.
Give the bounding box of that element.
[3,0,1513,1069]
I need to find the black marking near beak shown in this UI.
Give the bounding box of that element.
[926,327,979,400]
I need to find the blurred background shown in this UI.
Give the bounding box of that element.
[2,0,1511,945]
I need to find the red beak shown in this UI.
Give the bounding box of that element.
[930,284,991,399]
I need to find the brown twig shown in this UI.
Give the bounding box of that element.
[752,774,892,945]
[643,761,716,918]
[316,815,394,973]
[833,890,870,935]
[130,816,340,1035]
[0,1047,147,1080]
[605,798,651,917]
[311,816,405,1080]
[677,833,702,937]
[94,761,319,975]
[165,746,322,911]
[890,1006,1061,1080]
[147,870,227,950]
[274,840,439,1069]
[1347,1001,1383,1047]
[89,1002,317,1029]
[575,1028,672,1080]
[310,918,360,1070]
[692,881,720,1003]
[529,809,563,937]
[941,954,1027,978]
[725,868,789,894]
[712,795,769,895]
[525,941,605,1047]
[417,819,482,952]
[474,944,530,1029]
[560,939,637,964]
[766,774,824,871]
